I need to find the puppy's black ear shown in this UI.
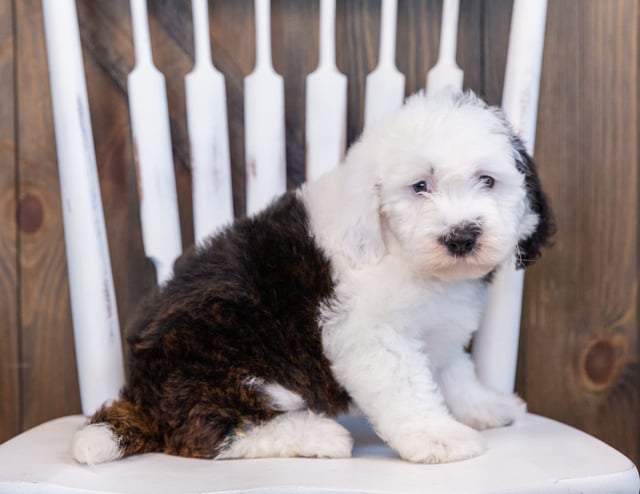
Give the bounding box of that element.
[512,137,555,269]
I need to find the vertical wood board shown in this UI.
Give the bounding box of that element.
[0,0,20,443]
[272,0,319,187]
[15,0,80,429]
[513,0,638,465]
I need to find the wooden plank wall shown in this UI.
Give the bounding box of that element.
[519,0,639,463]
[0,0,19,443]
[0,0,638,466]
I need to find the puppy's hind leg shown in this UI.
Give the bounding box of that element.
[215,410,353,460]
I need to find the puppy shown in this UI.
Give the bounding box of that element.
[72,91,552,465]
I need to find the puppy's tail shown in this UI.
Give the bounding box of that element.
[72,398,161,465]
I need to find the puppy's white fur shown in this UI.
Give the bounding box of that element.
[216,411,353,460]
[244,377,308,412]
[72,423,122,465]
[299,92,532,463]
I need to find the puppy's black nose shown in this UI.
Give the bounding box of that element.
[441,224,481,256]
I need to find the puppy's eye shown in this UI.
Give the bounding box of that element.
[412,181,431,194]
[479,175,495,188]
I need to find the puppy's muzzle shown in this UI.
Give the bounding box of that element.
[440,223,482,257]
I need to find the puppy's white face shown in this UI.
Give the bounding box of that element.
[346,93,542,281]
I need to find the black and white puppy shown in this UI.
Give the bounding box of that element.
[73,91,552,465]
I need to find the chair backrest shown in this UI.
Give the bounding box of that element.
[42,0,547,416]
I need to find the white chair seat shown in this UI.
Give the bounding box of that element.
[0,413,637,494]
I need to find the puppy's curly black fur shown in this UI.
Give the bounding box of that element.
[90,192,350,459]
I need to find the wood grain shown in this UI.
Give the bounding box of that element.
[15,0,81,429]
[509,0,639,464]
[272,0,319,187]
[480,0,511,105]
[0,0,20,443]
[207,0,255,216]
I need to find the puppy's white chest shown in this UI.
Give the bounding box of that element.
[416,280,486,336]
[414,280,486,368]
[330,257,486,341]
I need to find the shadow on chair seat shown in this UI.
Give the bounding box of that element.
[0,413,637,494]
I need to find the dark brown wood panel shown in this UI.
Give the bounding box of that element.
[480,0,511,105]
[0,0,20,443]
[272,0,319,187]
[145,0,195,247]
[336,0,379,142]
[15,0,81,429]
[513,0,639,464]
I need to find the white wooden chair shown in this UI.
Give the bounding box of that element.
[0,0,638,493]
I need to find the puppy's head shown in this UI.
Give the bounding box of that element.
[337,91,553,280]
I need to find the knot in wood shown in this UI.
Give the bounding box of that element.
[581,338,623,391]
[18,193,44,234]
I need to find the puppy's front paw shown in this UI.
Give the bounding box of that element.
[450,391,526,430]
[394,420,485,464]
